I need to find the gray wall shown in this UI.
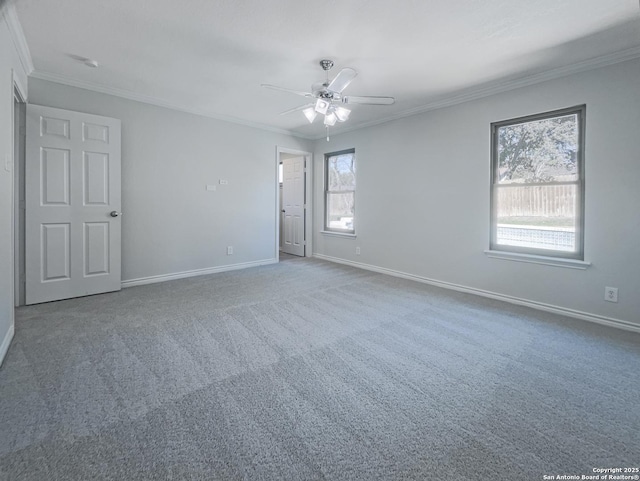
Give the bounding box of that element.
[0,9,29,364]
[28,78,312,283]
[313,59,640,327]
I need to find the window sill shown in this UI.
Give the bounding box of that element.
[320,230,357,239]
[484,250,591,270]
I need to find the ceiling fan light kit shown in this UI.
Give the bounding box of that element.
[303,107,317,123]
[262,59,395,140]
[324,112,337,126]
[334,106,350,122]
[315,98,330,115]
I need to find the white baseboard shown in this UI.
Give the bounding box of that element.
[121,258,278,288]
[313,253,640,334]
[0,322,15,367]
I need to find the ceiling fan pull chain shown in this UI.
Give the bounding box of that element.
[326,126,330,142]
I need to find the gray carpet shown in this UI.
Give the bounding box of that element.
[0,258,638,480]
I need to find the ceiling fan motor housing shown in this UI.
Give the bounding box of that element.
[320,59,334,71]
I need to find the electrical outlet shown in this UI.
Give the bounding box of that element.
[219,179,228,185]
[604,286,618,303]
[227,246,233,255]
[355,246,361,255]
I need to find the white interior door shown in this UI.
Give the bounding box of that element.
[25,105,122,304]
[281,156,305,256]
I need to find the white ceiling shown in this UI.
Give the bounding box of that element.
[14,0,640,139]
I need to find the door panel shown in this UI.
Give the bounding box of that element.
[84,222,110,276]
[83,122,109,143]
[26,105,121,304]
[281,156,305,257]
[83,152,110,205]
[41,148,70,205]
[41,223,70,281]
[41,116,70,138]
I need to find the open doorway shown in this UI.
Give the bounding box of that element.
[276,147,312,260]
[13,83,26,307]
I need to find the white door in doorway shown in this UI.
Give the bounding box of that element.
[281,156,305,256]
[25,105,122,304]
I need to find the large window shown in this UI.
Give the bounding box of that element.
[490,105,585,259]
[325,149,356,234]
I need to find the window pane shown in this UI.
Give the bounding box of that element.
[327,154,356,191]
[497,114,578,184]
[495,184,577,252]
[326,192,354,231]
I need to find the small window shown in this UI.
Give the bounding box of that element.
[325,149,356,234]
[490,106,585,259]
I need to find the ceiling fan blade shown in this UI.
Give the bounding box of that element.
[327,68,357,93]
[311,82,326,93]
[261,84,313,98]
[279,103,314,116]
[341,95,395,105]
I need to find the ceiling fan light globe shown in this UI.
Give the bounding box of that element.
[302,107,317,123]
[335,106,351,122]
[324,112,337,126]
[315,98,330,115]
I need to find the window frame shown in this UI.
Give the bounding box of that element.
[490,105,586,260]
[324,148,356,235]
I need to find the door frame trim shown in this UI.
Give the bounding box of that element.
[275,147,313,260]
[13,72,26,307]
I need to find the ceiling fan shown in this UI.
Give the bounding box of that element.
[262,59,395,139]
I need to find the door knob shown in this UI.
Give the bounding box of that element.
[281,209,286,213]
[110,211,123,217]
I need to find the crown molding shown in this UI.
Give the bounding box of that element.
[311,45,640,140]
[29,70,315,140]
[28,43,640,143]
[2,4,34,76]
